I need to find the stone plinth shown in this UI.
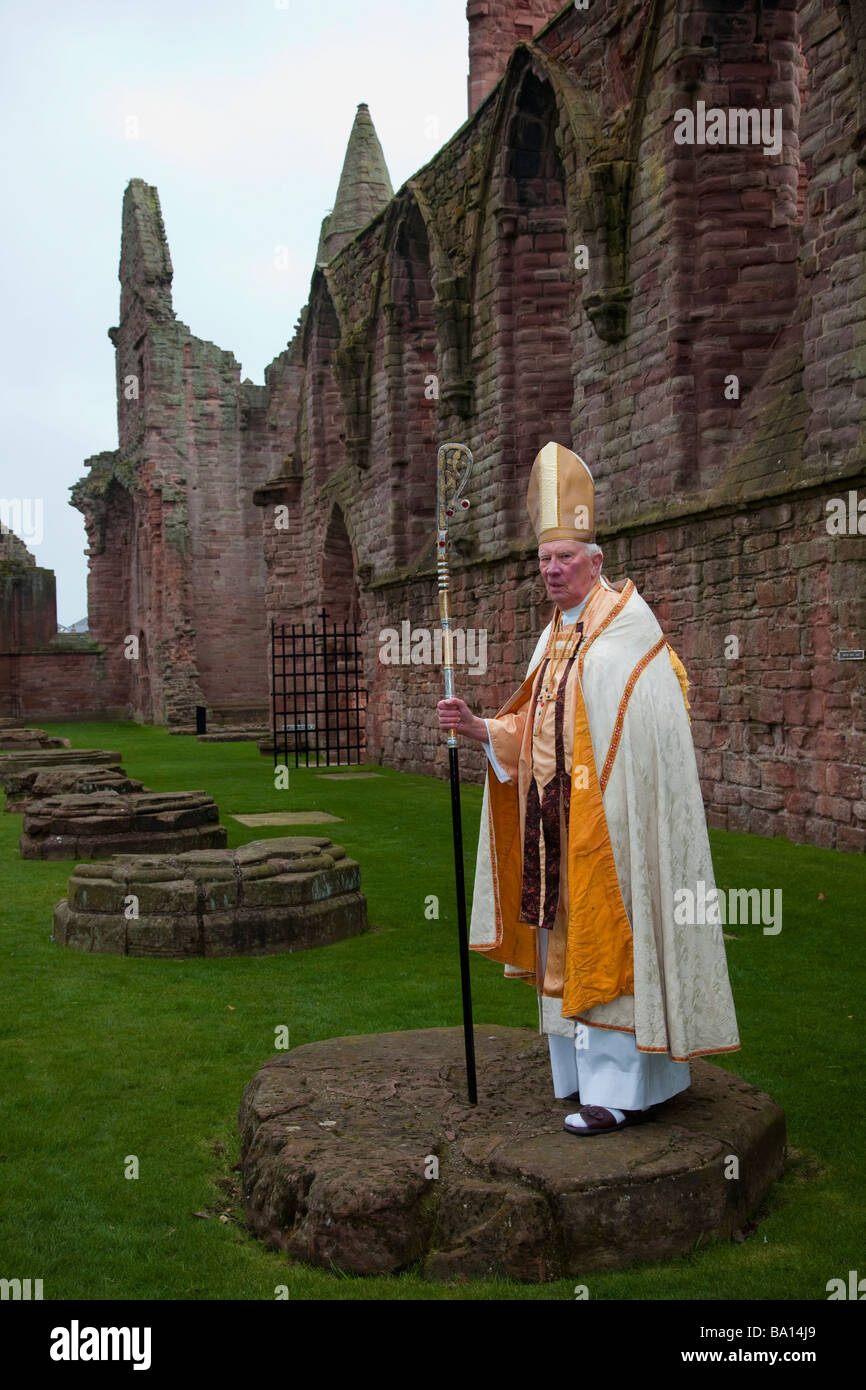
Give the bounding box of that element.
[21,789,225,859]
[258,739,307,756]
[3,765,148,813]
[198,730,267,742]
[53,836,366,957]
[0,729,71,750]
[232,812,342,826]
[208,703,269,728]
[239,1027,786,1282]
[0,749,122,789]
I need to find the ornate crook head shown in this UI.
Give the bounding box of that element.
[436,443,473,538]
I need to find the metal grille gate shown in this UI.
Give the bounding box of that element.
[270,610,366,767]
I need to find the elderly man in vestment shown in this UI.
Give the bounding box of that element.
[438,442,740,1135]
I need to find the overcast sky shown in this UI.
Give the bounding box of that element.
[1,0,468,624]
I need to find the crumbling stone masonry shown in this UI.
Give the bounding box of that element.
[72,184,277,728]
[20,789,225,861]
[0,527,110,720]
[0,728,71,751]
[53,837,366,957]
[3,764,147,814]
[0,748,123,789]
[239,1025,786,1280]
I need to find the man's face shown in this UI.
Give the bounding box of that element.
[538,541,602,609]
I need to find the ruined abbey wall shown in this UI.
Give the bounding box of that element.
[0,526,110,720]
[73,183,278,726]
[254,0,866,852]
[59,0,866,850]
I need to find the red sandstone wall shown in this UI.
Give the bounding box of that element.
[0,566,57,652]
[75,182,278,726]
[255,0,866,852]
[0,651,126,721]
[0,546,123,720]
[354,481,864,855]
[467,0,567,114]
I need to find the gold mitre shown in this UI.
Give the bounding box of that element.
[527,441,595,543]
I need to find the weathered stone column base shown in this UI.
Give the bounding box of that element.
[53,836,366,957]
[20,790,225,859]
[0,729,71,750]
[239,1026,785,1282]
[3,765,146,813]
[0,749,123,788]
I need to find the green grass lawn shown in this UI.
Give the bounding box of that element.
[0,721,862,1301]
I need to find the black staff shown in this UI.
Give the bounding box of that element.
[436,442,477,1105]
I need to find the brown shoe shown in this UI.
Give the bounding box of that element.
[563,1104,655,1136]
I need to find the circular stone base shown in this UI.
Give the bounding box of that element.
[53,837,366,957]
[239,1026,785,1282]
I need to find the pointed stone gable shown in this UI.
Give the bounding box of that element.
[316,104,393,267]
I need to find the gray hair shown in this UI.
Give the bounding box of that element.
[537,539,603,562]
